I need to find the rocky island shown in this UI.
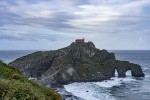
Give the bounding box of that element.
[9,39,145,86]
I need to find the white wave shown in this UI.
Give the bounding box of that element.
[64,82,115,100]
[64,70,136,100]
[95,77,135,88]
[145,74,150,78]
[126,70,132,77]
[94,78,121,88]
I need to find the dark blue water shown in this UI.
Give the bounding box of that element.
[110,50,150,100]
[0,50,150,100]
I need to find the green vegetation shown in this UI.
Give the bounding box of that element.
[71,56,115,78]
[13,51,52,61]
[0,61,62,100]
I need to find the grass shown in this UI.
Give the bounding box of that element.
[0,61,62,100]
[71,56,116,78]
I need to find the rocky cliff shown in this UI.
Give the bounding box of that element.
[9,41,145,85]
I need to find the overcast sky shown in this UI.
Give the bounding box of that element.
[0,0,150,50]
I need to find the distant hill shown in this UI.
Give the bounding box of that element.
[0,60,62,100]
[9,40,145,85]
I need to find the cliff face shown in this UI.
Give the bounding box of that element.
[9,41,145,85]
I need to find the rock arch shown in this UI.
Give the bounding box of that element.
[114,61,145,78]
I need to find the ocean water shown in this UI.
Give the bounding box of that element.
[0,50,150,100]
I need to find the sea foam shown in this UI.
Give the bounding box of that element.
[64,70,136,100]
[64,82,115,100]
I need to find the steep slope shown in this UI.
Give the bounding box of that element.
[0,60,62,100]
[9,41,145,85]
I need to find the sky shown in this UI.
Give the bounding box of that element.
[0,0,150,50]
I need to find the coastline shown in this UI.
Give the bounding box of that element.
[0,50,149,100]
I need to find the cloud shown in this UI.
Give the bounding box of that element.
[1,0,54,19]
[0,0,150,50]
[68,0,150,26]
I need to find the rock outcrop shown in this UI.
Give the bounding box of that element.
[9,41,145,85]
[114,61,145,77]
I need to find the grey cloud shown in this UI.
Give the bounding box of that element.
[0,0,150,49]
[0,0,76,31]
[0,34,26,41]
[0,31,64,41]
[0,10,22,26]
[24,11,75,30]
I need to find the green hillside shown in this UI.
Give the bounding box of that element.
[0,60,62,100]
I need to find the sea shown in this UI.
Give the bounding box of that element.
[0,50,150,100]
